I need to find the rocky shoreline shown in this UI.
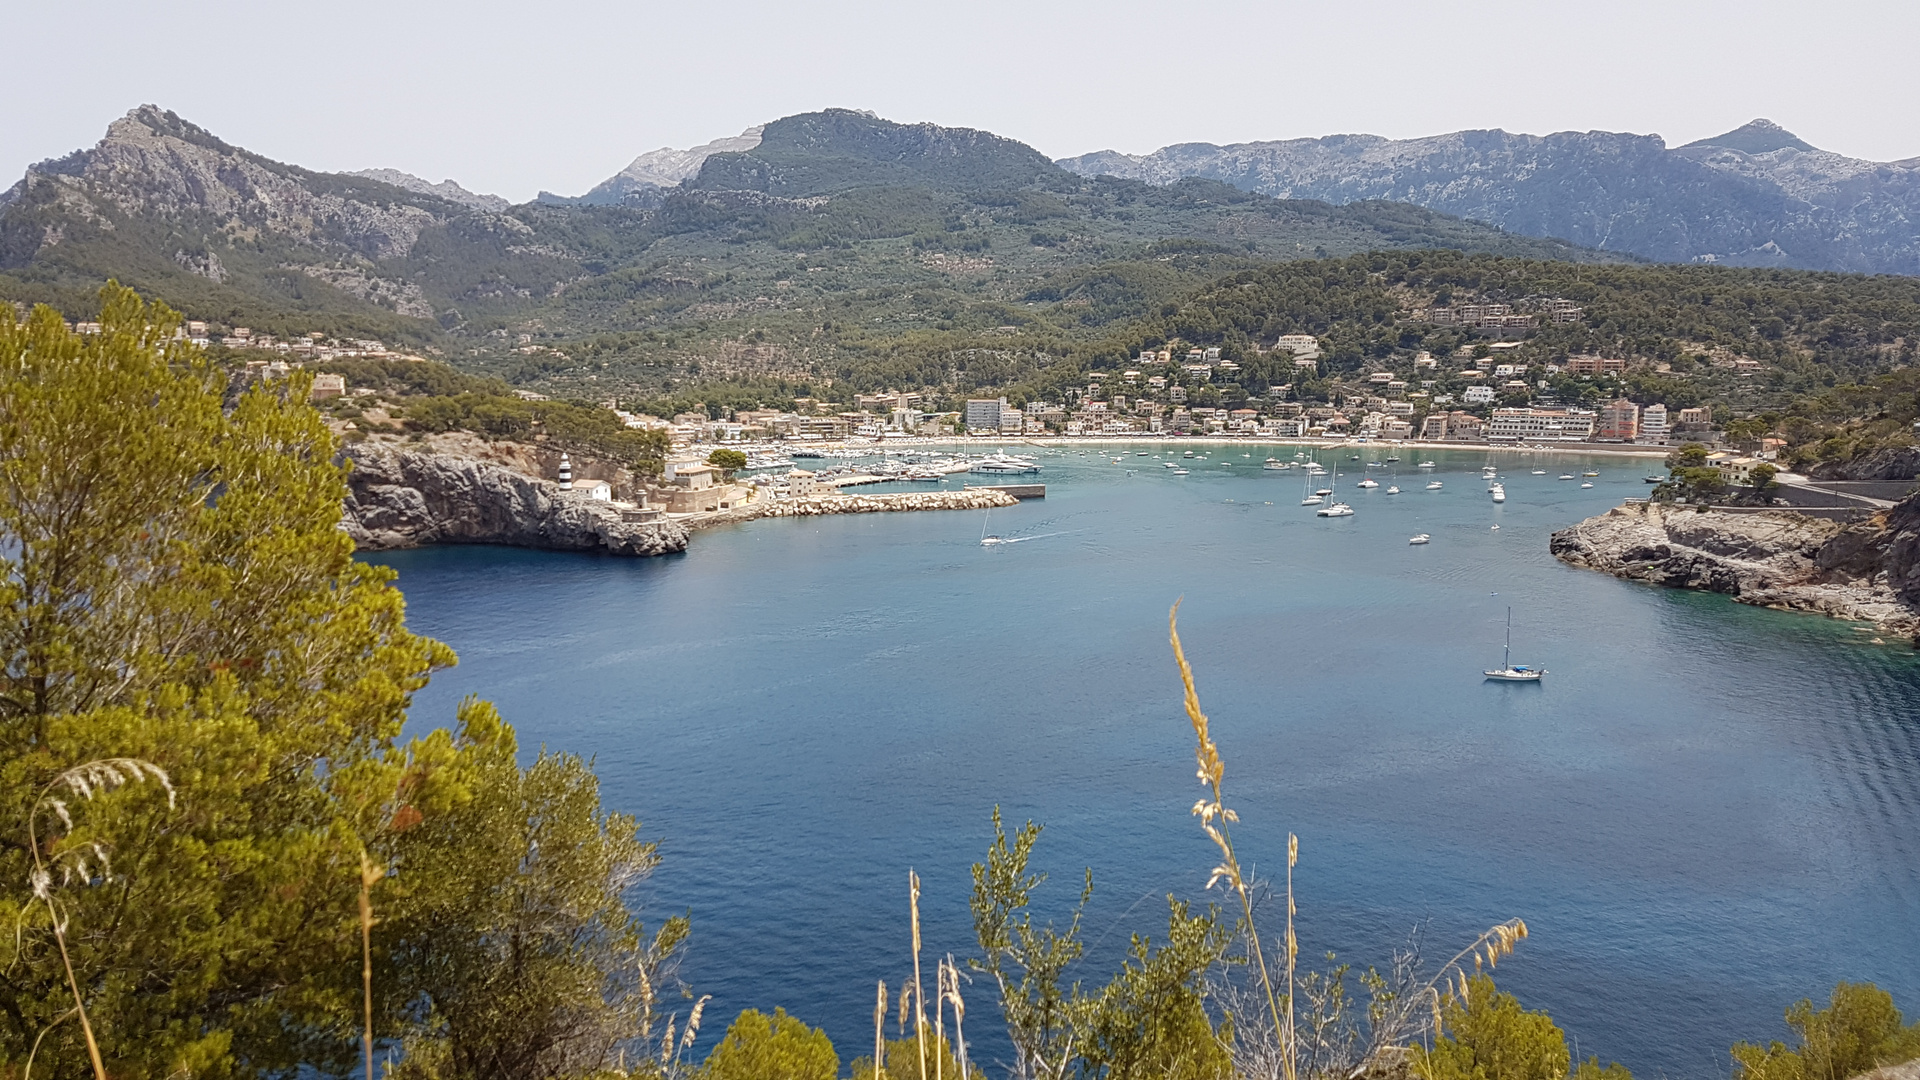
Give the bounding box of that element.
[342,443,689,556]
[341,443,1020,556]
[1550,500,1920,640]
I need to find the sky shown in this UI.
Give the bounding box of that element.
[7,0,1917,204]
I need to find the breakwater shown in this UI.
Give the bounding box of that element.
[694,487,1016,529]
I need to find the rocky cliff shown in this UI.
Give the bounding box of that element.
[343,443,687,556]
[1549,499,1920,639]
[1060,119,1920,274]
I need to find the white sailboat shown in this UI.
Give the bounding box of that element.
[1484,607,1545,681]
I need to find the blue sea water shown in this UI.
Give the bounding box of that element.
[367,446,1920,1079]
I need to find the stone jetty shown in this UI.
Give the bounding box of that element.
[694,487,1017,528]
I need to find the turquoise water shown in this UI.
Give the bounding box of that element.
[368,446,1920,1078]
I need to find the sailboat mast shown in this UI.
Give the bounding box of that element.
[1504,606,1512,669]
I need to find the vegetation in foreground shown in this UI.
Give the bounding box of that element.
[4,288,1918,1080]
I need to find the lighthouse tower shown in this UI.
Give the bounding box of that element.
[558,453,574,490]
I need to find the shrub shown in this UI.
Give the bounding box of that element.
[701,1008,839,1080]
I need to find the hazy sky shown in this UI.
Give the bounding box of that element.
[7,0,1916,204]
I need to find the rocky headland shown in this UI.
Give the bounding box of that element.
[1550,498,1920,640]
[342,441,688,556]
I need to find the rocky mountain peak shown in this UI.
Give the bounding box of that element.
[347,169,511,212]
[1679,118,1817,155]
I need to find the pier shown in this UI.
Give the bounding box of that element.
[967,483,1045,499]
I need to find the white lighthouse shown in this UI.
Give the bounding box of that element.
[558,453,574,490]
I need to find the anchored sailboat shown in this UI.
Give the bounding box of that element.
[1484,607,1544,681]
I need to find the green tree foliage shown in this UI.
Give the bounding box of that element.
[402,392,671,476]
[699,1008,839,1080]
[847,1027,985,1080]
[706,448,749,475]
[0,285,671,1079]
[969,809,1094,1080]
[1083,899,1234,1080]
[1411,975,1630,1080]
[382,696,669,1080]
[1732,983,1920,1080]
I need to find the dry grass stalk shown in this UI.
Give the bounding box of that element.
[1169,601,1293,1080]
[25,758,174,1080]
[911,870,928,1080]
[941,956,970,1080]
[875,980,889,1078]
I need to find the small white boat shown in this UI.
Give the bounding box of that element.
[1316,502,1355,517]
[1582,471,1600,477]
[1484,607,1545,681]
[1315,488,1333,497]
[1386,485,1401,495]
[1426,480,1443,490]
[1532,469,1547,475]
[1172,468,1191,475]
[1490,524,1500,530]
[1183,451,1195,458]
[1559,474,1576,480]
[1580,481,1594,488]
[1491,483,1506,503]
[1164,461,1178,468]
[1301,494,1324,505]
[1357,478,1379,489]
[1263,461,1292,471]
[1408,533,1431,545]
[1417,461,1437,469]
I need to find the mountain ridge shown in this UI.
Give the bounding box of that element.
[1058,120,1920,274]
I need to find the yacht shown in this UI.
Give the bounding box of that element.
[1164,461,1179,469]
[1426,480,1443,490]
[1315,488,1333,497]
[1531,469,1547,475]
[1408,533,1431,545]
[1357,477,1380,489]
[1582,470,1600,477]
[1484,608,1545,681]
[1580,481,1594,488]
[1263,460,1292,471]
[1172,468,1191,475]
[1386,485,1400,495]
[1316,501,1355,517]
[1490,483,1506,503]
[970,454,1041,475]
[1417,461,1438,469]
[1301,493,1324,505]
[1183,450,1195,458]
[1559,474,1576,480]
[1644,474,1667,484]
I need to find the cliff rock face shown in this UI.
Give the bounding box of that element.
[1060,119,1920,274]
[343,444,687,557]
[1550,500,1920,638]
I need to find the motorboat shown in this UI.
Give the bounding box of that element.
[970,454,1041,475]
[1426,480,1443,490]
[1417,461,1437,469]
[1183,450,1195,458]
[1558,474,1576,480]
[1357,478,1379,489]
[1408,533,1430,545]
[1580,481,1594,488]
[1316,501,1355,517]
[1490,483,1506,503]
[1263,460,1292,471]
[1644,475,1667,484]
[1582,471,1600,477]
[1386,485,1400,495]
[1484,607,1545,681]
[1172,468,1191,475]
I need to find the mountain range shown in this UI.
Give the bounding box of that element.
[0,105,1598,356]
[1058,120,1920,275]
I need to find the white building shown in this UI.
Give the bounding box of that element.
[1487,408,1597,442]
[1640,404,1669,440]
[1275,334,1320,357]
[1462,386,1497,404]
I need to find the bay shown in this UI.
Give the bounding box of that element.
[367,446,1920,1079]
